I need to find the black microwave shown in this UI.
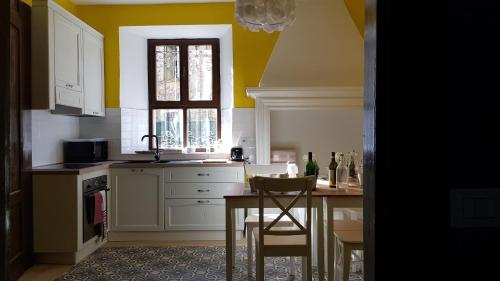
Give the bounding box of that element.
[63,138,108,163]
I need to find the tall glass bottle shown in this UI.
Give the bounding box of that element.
[348,150,357,178]
[328,152,337,187]
[336,153,349,190]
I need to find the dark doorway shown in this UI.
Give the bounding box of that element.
[3,0,33,280]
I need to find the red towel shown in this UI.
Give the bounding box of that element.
[93,191,104,224]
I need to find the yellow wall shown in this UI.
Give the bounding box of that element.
[344,0,365,37]
[22,0,79,15]
[76,3,279,108]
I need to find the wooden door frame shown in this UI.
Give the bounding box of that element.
[1,0,11,279]
[363,0,376,280]
[2,0,33,279]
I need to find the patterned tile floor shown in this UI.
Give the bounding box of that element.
[56,246,363,281]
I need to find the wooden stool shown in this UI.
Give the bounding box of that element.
[333,223,363,281]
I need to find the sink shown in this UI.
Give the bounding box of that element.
[120,159,203,164]
[165,160,203,164]
[154,160,172,163]
[121,160,158,164]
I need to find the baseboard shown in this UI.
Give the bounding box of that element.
[35,237,107,265]
[108,231,243,241]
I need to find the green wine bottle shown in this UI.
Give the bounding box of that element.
[305,152,315,176]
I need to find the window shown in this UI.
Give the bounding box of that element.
[148,39,220,149]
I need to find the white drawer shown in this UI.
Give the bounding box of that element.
[165,199,244,230]
[165,167,244,183]
[165,182,236,199]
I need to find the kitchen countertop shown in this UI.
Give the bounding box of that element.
[30,161,119,175]
[31,159,244,175]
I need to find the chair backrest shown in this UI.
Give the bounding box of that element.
[253,176,315,246]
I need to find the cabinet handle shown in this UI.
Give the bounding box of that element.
[197,189,210,193]
[197,200,210,204]
[197,173,210,176]
[66,83,73,88]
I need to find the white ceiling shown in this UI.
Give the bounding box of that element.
[73,0,233,4]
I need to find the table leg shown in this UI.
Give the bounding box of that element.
[226,202,233,281]
[327,199,334,281]
[317,202,324,281]
[232,208,236,265]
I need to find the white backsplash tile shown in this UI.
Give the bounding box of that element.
[32,110,80,167]
[120,108,149,154]
[80,108,122,160]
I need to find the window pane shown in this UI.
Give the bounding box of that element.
[188,45,213,101]
[153,109,183,148]
[156,45,180,101]
[187,109,217,147]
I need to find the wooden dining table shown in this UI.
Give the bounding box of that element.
[224,180,363,281]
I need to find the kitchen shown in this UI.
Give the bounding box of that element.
[4,0,366,280]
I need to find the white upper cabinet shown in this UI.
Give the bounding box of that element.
[32,0,105,116]
[53,12,82,93]
[83,31,105,116]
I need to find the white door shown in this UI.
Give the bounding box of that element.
[111,168,164,231]
[83,30,104,116]
[53,12,82,92]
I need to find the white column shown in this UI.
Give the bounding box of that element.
[255,99,271,164]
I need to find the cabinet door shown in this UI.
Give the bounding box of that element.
[165,199,244,230]
[83,30,104,116]
[111,168,164,231]
[53,12,82,92]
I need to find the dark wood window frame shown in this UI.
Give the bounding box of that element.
[147,38,221,149]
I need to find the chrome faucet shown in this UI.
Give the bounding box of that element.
[141,134,160,161]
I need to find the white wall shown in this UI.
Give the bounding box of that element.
[32,110,80,166]
[119,30,149,109]
[270,109,363,176]
[260,0,364,87]
[219,28,234,110]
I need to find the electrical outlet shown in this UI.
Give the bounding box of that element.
[450,188,500,228]
[239,136,255,146]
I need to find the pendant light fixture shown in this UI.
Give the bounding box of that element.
[235,0,296,33]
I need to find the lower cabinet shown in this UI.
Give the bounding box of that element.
[110,166,244,238]
[111,168,164,231]
[165,199,244,231]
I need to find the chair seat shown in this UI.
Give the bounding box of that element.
[253,227,306,246]
[334,229,363,244]
[245,214,292,226]
[333,219,363,231]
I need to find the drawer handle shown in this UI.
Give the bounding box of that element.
[197,189,211,193]
[197,173,210,176]
[197,200,210,204]
[66,83,73,88]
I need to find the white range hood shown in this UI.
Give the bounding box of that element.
[260,0,364,88]
[248,0,365,164]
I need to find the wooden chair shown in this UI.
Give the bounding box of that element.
[252,176,315,281]
[333,220,363,281]
[244,164,295,277]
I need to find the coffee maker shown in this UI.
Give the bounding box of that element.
[230,147,244,162]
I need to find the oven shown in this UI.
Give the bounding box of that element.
[82,175,109,243]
